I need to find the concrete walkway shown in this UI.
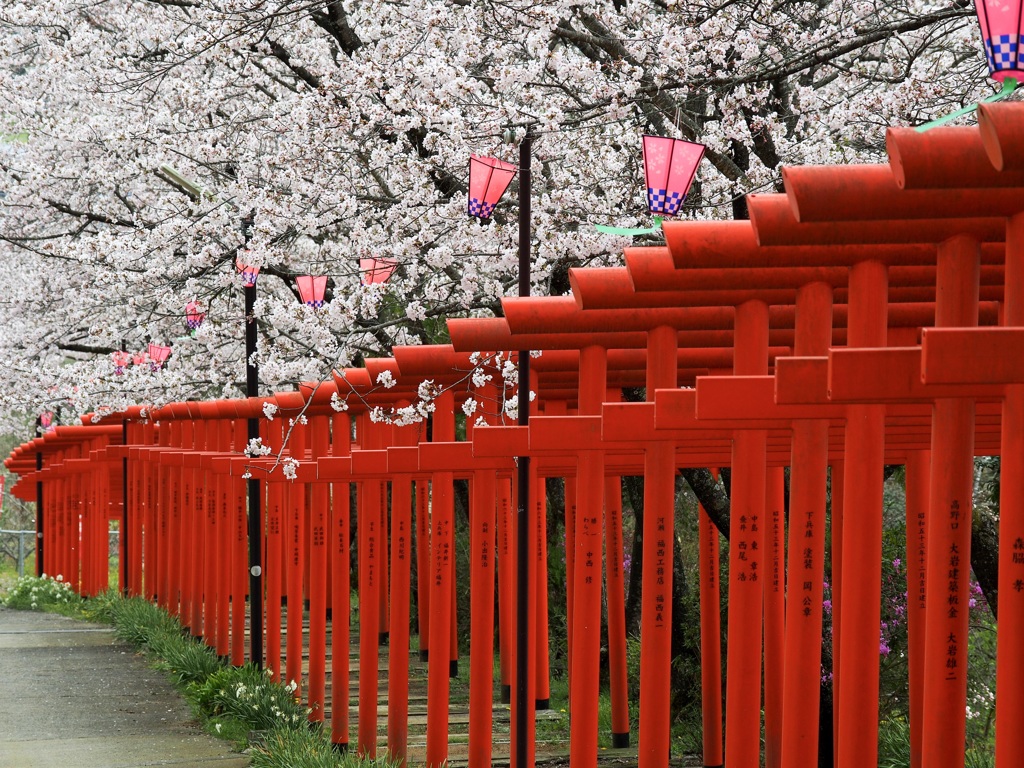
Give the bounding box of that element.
[0,605,249,768]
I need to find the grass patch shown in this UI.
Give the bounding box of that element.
[250,726,402,768]
[0,581,393,767]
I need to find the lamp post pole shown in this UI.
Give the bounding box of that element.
[122,417,129,595]
[245,277,264,670]
[35,416,43,577]
[515,128,532,768]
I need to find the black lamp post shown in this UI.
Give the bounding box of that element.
[121,416,129,595]
[35,415,45,577]
[239,254,264,670]
[468,131,533,768]
[514,129,533,768]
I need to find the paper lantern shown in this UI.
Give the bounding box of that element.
[360,258,398,285]
[112,350,130,375]
[185,301,205,330]
[132,352,147,366]
[296,275,328,308]
[468,154,517,219]
[236,256,260,287]
[148,343,171,369]
[39,411,55,432]
[642,135,705,216]
[977,0,1024,82]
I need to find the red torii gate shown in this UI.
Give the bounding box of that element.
[7,102,1024,768]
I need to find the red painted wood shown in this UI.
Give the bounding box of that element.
[764,466,785,768]
[836,260,888,768]
[887,124,1024,189]
[330,411,352,748]
[308,415,330,726]
[569,346,605,768]
[426,388,456,767]
[698,481,724,768]
[995,212,1024,768]
[905,450,930,768]
[780,281,833,768]
[922,236,980,768]
[724,300,770,768]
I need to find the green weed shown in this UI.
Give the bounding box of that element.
[250,725,402,768]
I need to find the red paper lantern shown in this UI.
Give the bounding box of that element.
[148,343,171,369]
[39,411,55,432]
[112,350,130,374]
[185,301,205,330]
[642,135,706,216]
[359,258,398,285]
[976,0,1024,82]
[236,256,260,287]
[296,275,328,308]
[468,154,517,219]
[132,352,146,366]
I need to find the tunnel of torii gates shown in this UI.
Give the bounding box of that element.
[7,102,1024,768]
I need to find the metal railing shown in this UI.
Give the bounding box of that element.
[0,529,37,577]
[0,529,119,579]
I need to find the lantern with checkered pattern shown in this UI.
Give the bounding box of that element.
[236,256,260,287]
[148,343,171,370]
[297,275,328,308]
[185,301,205,331]
[112,350,130,375]
[977,0,1024,82]
[642,135,705,217]
[468,154,517,220]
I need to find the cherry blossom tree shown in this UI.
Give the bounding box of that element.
[0,0,988,428]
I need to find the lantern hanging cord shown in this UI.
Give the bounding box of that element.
[914,78,1017,132]
[595,216,664,236]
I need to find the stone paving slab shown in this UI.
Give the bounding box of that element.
[0,606,249,768]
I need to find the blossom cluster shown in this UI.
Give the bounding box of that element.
[0,0,990,428]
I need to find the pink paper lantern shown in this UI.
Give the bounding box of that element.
[236,256,260,287]
[642,135,706,216]
[359,258,398,285]
[148,343,171,369]
[468,154,517,219]
[296,274,328,308]
[185,301,206,330]
[39,411,55,432]
[132,352,147,366]
[112,350,131,374]
[976,0,1024,82]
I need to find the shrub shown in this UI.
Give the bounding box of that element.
[190,663,307,732]
[2,574,82,612]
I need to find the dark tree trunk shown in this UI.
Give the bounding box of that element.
[670,514,702,716]
[623,474,645,637]
[972,506,1000,618]
[680,467,730,540]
